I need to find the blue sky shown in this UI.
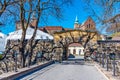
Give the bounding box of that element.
[0,0,102,34]
[45,0,90,28]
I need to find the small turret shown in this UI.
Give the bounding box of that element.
[75,16,79,24]
[74,16,80,29]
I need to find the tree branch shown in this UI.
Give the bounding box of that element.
[103,14,120,23]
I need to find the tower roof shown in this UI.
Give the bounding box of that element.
[74,16,79,24]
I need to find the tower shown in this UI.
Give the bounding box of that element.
[74,16,80,29]
[30,12,37,27]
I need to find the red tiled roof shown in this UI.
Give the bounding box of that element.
[64,28,72,31]
[39,28,44,31]
[69,43,82,47]
[39,26,64,35]
[44,26,63,30]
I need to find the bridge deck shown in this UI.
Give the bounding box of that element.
[20,58,107,80]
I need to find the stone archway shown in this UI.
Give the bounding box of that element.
[54,30,101,60]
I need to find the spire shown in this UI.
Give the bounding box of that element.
[75,16,79,24]
[31,12,36,22]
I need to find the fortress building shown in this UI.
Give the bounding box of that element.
[74,16,96,31]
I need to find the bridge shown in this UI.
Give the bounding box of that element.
[17,56,107,80]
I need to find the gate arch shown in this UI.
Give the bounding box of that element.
[54,30,101,60]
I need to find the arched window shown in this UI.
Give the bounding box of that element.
[68,49,71,54]
[79,49,81,55]
[73,49,76,54]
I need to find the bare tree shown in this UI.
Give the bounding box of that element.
[83,0,120,33]
[0,0,73,70]
[0,0,19,25]
[55,30,98,60]
[0,0,18,16]
[0,0,72,68]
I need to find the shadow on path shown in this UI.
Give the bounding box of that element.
[68,54,75,58]
[62,55,85,65]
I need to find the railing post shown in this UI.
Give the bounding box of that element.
[99,53,102,65]
[106,54,109,71]
[102,53,105,68]
[113,54,116,76]
[98,53,100,64]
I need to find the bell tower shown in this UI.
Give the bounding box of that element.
[74,16,80,29]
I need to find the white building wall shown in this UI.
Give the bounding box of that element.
[68,46,84,55]
[0,33,7,52]
[0,38,6,52]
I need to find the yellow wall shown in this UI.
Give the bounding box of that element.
[53,30,101,44]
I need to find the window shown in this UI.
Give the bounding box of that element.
[87,25,89,28]
[79,49,81,55]
[73,49,76,54]
[89,24,90,28]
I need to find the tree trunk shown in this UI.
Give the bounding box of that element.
[62,47,68,60]
[20,48,26,67]
[22,55,26,67]
[3,61,8,73]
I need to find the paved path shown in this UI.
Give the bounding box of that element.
[20,60,107,80]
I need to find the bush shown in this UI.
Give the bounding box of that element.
[0,54,3,59]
